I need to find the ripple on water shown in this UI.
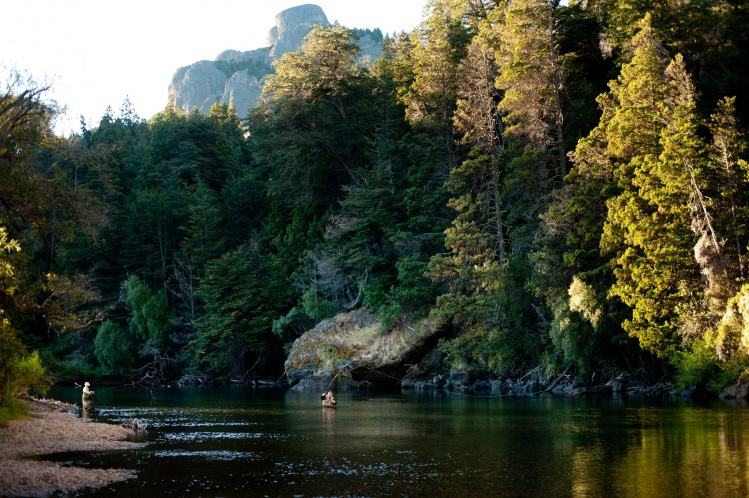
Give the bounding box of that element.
[94,407,261,429]
[149,450,260,461]
[163,431,295,442]
[271,452,443,480]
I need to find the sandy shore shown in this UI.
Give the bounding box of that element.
[0,398,142,497]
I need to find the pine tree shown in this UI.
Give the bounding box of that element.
[600,18,706,357]
[707,97,749,286]
[453,35,506,263]
[495,0,566,187]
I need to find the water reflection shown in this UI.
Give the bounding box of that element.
[44,386,749,497]
[80,398,94,419]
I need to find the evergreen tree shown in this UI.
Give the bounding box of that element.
[187,246,281,377]
[570,16,707,358]
[707,97,749,287]
[495,0,566,185]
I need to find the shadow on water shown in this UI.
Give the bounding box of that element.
[44,385,749,497]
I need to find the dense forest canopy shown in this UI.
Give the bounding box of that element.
[3,0,749,405]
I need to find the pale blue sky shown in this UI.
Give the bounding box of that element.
[2,1,427,135]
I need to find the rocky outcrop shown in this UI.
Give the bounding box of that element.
[268,4,329,58]
[284,309,445,390]
[169,5,329,116]
[720,380,749,400]
[219,68,264,118]
[169,4,386,117]
[169,61,229,115]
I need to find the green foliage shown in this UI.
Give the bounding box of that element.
[715,285,749,362]
[673,332,721,390]
[181,181,226,268]
[94,320,137,375]
[272,306,314,351]
[549,295,596,374]
[495,0,566,181]
[438,326,516,373]
[0,225,33,411]
[301,289,338,324]
[141,107,237,191]
[187,246,279,377]
[9,351,52,398]
[0,318,25,407]
[123,275,173,348]
[362,257,434,333]
[602,25,704,358]
[1,349,51,419]
[39,349,100,382]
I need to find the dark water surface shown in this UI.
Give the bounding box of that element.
[46,385,749,497]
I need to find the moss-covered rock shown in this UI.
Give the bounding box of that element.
[284,309,444,390]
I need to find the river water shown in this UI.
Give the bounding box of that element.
[46,385,749,497]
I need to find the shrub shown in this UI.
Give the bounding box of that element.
[10,351,52,398]
[549,296,595,374]
[674,332,720,390]
[0,318,24,408]
[1,351,52,419]
[94,320,137,375]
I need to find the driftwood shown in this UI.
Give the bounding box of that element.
[542,363,573,394]
[517,364,543,383]
[177,372,207,386]
[121,419,148,431]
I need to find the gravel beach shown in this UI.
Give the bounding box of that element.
[0,398,142,497]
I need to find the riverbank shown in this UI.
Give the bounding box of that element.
[0,398,141,497]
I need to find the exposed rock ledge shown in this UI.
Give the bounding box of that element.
[284,309,446,390]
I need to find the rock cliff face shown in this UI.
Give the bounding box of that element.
[169,60,230,115]
[268,3,329,58]
[168,4,384,118]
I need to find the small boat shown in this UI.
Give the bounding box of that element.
[321,391,336,408]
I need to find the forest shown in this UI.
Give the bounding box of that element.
[2,0,749,412]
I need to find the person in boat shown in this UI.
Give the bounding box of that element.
[321,390,336,407]
[82,381,95,400]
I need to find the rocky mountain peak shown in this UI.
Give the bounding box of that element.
[268,4,329,58]
[169,4,381,119]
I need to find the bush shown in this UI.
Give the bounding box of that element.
[439,327,517,373]
[674,332,721,390]
[0,318,25,408]
[94,320,137,375]
[301,289,338,323]
[10,351,52,398]
[1,351,52,420]
[549,296,595,374]
[57,356,102,382]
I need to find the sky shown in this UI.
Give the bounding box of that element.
[2,0,427,136]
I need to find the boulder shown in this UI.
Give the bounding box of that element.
[284,309,444,389]
[606,373,630,393]
[720,381,749,400]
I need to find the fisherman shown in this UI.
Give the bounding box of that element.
[82,381,95,400]
[321,390,336,408]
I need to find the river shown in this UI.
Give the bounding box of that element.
[46,385,749,497]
